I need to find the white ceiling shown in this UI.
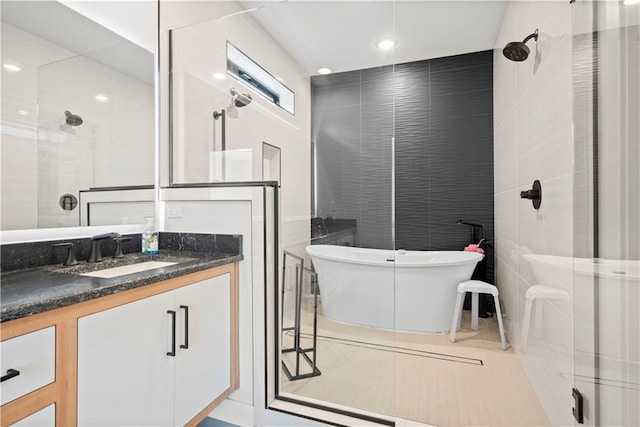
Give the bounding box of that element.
[1,1,154,84]
[239,1,508,76]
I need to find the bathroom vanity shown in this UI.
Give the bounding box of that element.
[0,233,241,426]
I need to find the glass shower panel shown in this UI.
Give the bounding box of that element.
[169,12,309,185]
[572,1,640,425]
[264,0,397,419]
[170,23,259,184]
[391,2,506,425]
[168,1,397,419]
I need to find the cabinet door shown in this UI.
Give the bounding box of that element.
[11,404,55,427]
[0,326,55,405]
[77,292,175,426]
[174,274,231,426]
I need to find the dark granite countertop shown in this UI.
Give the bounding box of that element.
[1,233,243,323]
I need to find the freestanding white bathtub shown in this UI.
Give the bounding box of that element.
[306,245,483,333]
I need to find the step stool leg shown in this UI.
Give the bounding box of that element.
[449,291,465,343]
[521,296,534,352]
[471,292,479,331]
[494,295,510,350]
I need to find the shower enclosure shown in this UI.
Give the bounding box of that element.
[162,0,639,425]
[572,1,640,425]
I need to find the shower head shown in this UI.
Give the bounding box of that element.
[224,88,253,119]
[503,29,538,62]
[213,88,253,120]
[64,110,83,126]
[230,87,252,108]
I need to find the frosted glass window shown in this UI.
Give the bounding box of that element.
[227,42,295,115]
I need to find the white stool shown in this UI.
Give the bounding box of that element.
[449,280,510,350]
[520,285,570,351]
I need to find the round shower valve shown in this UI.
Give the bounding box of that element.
[520,180,542,209]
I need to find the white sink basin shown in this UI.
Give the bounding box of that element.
[81,261,177,279]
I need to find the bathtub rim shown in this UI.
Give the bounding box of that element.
[306,244,483,268]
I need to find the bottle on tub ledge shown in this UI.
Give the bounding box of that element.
[142,217,159,255]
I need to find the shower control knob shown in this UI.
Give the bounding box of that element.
[520,189,538,199]
[520,180,542,209]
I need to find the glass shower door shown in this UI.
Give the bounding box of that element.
[572,1,640,425]
[280,0,398,418]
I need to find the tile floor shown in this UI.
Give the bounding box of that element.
[197,417,239,427]
[280,305,550,427]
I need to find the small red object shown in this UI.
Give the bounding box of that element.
[464,244,485,254]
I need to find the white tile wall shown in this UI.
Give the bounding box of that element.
[1,23,72,230]
[1,23,154,230]
[493,2,574,425]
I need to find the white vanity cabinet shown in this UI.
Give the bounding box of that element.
[77,290,175,426]
[77,274,233,427]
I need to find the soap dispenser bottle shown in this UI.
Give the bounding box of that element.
[142,217,159,255]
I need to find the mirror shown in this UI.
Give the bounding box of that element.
[1,1,156,230]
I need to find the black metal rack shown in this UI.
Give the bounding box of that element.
[281,251,321,381]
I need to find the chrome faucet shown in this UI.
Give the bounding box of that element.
[88,232,121,263]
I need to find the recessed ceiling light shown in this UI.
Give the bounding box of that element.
[624,0,640,5]
[377,40,396,50]
[212,72,226,80]
[95,94,109,102]
[18,110,29,116]
[317,67,332,75]
[3,63,21,72]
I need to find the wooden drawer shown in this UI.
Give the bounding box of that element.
[1,327,55,405]
[10,404,55,426]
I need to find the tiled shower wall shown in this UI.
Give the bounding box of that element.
[1,22,154,230]
[312,51,495,280]
[312,67,394,250]
[493,1,574,425]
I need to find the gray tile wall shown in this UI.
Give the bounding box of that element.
[312,67,394,249]
[312,50,494,281]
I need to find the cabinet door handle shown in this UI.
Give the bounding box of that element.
[0,369,20,382]
[167,310,176,357]
[180,305,189,349]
